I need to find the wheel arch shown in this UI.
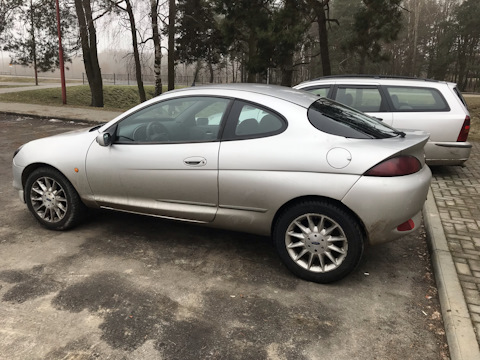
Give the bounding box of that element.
[22,163,61,189]
[271,195,368,242]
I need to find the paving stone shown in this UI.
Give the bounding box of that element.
[457,262,473,276]
[449,234,476,241]
[465,289,480,306]
[464,282,478,290]
[430,142,480,353]
[452,252,480,261]
[469,260,480,272]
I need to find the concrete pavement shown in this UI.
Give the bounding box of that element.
[1,90,480,359]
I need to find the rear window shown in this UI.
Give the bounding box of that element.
[385,86,450,112]
[453,86,468,109]
[308,98,403,139]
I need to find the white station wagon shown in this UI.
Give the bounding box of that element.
[294,76,471,165]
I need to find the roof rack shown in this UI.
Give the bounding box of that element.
[311,75,441,83]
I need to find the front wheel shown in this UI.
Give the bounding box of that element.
[273,201,364,283]
[25,167,87,230]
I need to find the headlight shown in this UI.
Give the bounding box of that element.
[13,145,24,159]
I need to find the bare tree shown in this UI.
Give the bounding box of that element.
[151,0,162,95]
[74,0,104,107]
[108,0,146,102]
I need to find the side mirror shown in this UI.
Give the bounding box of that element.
[96,132,112,147]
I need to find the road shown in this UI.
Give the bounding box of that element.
[0,113,448,359]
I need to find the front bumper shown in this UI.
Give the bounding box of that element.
[12,161,25,203]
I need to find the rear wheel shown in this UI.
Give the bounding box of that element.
[25,167,87,230]
[273,201,364,283]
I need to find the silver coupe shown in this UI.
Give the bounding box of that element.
[12,84,432,283]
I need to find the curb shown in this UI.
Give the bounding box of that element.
[423,188,480,360]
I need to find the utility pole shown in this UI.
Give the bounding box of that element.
[55,0,67,104]
[168,0,175,91]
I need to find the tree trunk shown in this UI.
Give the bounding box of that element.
[317,6,331,76]
[247,32,257,83]
[29,0,38,86]
[168,0,175,91]
[151,0,162,96]
[280,53,294,87]
[192,60,201,85]
[74,0,103,107]
[124,0,146,103]
[208,63,214,83]
[307,0,332,76]
[358,51,366,74]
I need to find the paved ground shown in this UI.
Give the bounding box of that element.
[0,113,449,359]
[428,143,480,354]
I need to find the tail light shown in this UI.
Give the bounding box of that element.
[457,115,470,142]
[365,156,421,177]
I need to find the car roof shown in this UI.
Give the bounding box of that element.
[295,75,457,88]
[168,83,319,108]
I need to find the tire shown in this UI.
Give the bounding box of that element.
[25,167,87,230]
[273,200,364,283]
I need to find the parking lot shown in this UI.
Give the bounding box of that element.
[0,114,447,359]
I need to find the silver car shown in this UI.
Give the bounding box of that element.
[12,84,432,283]
[294,76,472,166]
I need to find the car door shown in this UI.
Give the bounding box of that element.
[85,96,232,222]
[332,85,394,126]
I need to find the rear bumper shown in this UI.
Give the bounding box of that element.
[342,165,432,245]
[425,141,472,166]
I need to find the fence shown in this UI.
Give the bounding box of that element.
[84,73,234,86]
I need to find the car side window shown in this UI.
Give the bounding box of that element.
[335,86,384,112]
[233,103,285,137]
[114,96,231,143]
[302,86,331,97]
[385,86,450,112]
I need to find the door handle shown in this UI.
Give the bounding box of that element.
[184,157,207,167]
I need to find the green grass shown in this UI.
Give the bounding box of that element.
[0,85,166,111]
[0,76,81,84]
[465,96,480,140]
[0,85,30,89]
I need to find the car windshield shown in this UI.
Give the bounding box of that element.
[308,98,404,139]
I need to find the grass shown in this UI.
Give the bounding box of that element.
[0,85,30,89]
[0,85,163,111]
[0,76,81,84]
[464,96,480,140]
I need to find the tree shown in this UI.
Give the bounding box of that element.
[151,0,162,95]
[453,0,480,90]
[347,0,403,73]
[107,0,146,102]
[305,0,338,76]
[74,0,104,107]
[270,0,310,86]
[215,0,274,82]
[176,0,224,83]
[0,0,22,36]
[3,0,76,85]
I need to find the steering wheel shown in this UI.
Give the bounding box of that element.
[146,122,169,141]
